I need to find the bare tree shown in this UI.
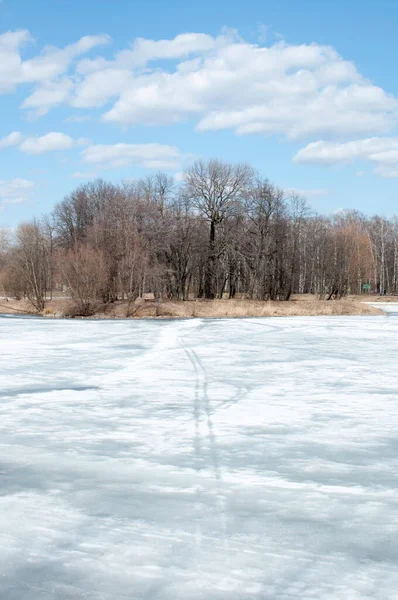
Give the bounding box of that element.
[284,193,309,300]
[163,196,202,300]
[183,159,254,299]
[12,221,50,311]
[244,178,286,300]
[3,160,396,313]
[0,228,12,298]
[53,179,119,249]
[59,245,108,316]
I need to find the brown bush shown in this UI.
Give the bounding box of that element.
[58,245,109,316]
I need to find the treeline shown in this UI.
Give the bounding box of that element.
[0,159,396,314]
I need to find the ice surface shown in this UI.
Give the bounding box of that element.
[1,312,398,599]
[368,302,398,315]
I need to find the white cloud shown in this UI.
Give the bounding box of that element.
[0,30,32,93]
[3,28,398,182]
[0,31,109,95]
[72,69,132,108]
[88,35,397,140]
[294,137,398,177]
[102,71,204,125]
[68,32,226,110]
[15,30,394,143]
[0,178,35,206]
[22,78,74,116]
[19,132,74,154]
[19,35,110,83]
[0,131,22,150]
[70,32,228,110]
[76,32,218,75]
[130,32,217,65]
[81,143,183,169]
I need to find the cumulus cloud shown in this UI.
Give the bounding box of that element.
[0,178,35,207]
[8,29,396,144]
[4,28,398,180]
[81,143,183,169]
[22,78,74,116]
[94,36,397,140]
[0,30,109,95]
[19,34,110,83]
[70,32,228,110]
[0,30,33,94]
[19,132,74,154]
[72,69,133,108]
[0,130,86,156]
[76,32,219,75]
[294,137,398,177]
[0,131,22,150]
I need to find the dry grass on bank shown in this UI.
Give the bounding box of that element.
[0,298,36,315]
[131,297,382,318]
[0,295,385,319]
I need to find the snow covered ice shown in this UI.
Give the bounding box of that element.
[1,312,398,599]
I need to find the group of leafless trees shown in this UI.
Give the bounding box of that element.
[0,159,396,314]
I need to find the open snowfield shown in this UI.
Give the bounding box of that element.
[1,311,398,599]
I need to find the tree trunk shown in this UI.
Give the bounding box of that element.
[204,220,216,299]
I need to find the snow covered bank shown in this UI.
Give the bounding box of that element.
[1,315,398,599]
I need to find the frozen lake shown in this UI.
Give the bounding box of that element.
[1,313,398,599]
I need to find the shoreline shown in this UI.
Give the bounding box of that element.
[0,296,386,320]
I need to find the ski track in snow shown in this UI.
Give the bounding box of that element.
[1,312,398,598]
[177,322,230,562]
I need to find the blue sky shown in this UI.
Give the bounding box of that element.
[1,0,398,226]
